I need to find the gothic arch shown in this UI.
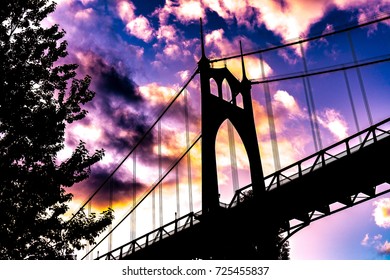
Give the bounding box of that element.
[215,119,251,204]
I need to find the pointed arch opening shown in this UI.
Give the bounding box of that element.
[215,119,251,204]
[209,78,218,97]
[236,92,244,109]
[222,78,232,102]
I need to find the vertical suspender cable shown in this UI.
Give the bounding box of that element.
[227,122,239,191]
[86,201,91,260]
[260,52,281,171]
[158,120,163,227]
[152,144,156,231]
[184,90,193,212]
[108,178,113,254]
[300,41,323,151]
[131,150,137,240]
[224,81,239,191]
[343,69,362,142]
[347,31,373,126]
[175,165,180,225]
[302,76,318,151]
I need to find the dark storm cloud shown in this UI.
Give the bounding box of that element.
[91,59,143,104]
[84,165,147,207]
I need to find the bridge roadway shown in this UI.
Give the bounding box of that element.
[97,118,390,260]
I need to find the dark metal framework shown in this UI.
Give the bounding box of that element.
[87,15,390,260]
[95,117,390,260]
[199,37,265,214]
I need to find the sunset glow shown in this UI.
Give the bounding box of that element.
[47,0,390,260]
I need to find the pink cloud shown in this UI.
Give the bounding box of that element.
[317,108,349,141]
[157,25,179,42]
[125,15,154,42]
[273,90,302,117]
[116,0,155,42]
[176,0,205,22]
[361,233,390,256]
[74,8,94,20]
[377,240,390,254]
[152,0,205,26]
[117,1,135,22]
[361,233,370,246]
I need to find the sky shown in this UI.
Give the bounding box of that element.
[45,0,390,260]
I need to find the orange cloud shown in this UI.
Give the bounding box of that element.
[373,198,390,228]
[205,29,273,79]
[139,82,177,106]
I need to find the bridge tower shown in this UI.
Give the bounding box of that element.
[198,21,281,259]
[199,24,266,214]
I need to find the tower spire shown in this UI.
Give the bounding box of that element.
[200,18,206,58]
[240,40,248,82]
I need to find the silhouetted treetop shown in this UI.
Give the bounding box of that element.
[0,0,113,259]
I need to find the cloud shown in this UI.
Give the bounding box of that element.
[126,15,155,42]
[155,0,205,25]
[204,29,273,79]
[317,108,349,140]
[377,240,390,255]
[373,198,390,228]
[139,82,178,106]
[177,70,190,82]
[157,24,179,42]
[75,7,94,20]
[273,90,301,117]
[117,0,135,21]
[198,0,390,58]
[75,51,142,104]
[361,233,390,256]
[361,233,370,246]
[116,0,155,42]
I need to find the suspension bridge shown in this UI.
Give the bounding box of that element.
[75,15,390,260]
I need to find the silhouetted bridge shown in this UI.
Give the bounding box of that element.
[77,15,390,260]
[96,117,390,259]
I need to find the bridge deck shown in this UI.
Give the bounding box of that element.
[97,118,390,260]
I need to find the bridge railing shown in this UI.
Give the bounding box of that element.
[95,210,202,260]
[228,117,390,207]
[264,117,390,191]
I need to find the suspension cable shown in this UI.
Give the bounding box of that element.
[67,67,199,224]
[158,120,163,228]
[347,31,373,125]
[82,133,202,260]
[131,150,136,240]
[209,14,390,63]
[175,163,180,226]
[259,52,281,171]
[343,68,362,142]
[300,41,322,151]
[225,81,239,192]
[184,89,193,212]
[108,177,113,253]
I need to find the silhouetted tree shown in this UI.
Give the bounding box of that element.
[0,0,113,259]
[241,190,290,259]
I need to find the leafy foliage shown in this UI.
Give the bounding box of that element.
[241,190,290,259]
[0,0,113,259]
